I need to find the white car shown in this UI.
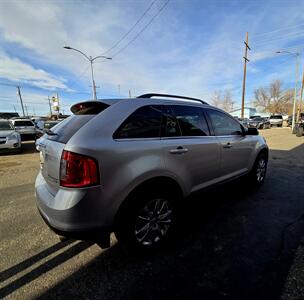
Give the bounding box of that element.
[0,119,21,153]
[269,115,283,127]
[10,118,36,140]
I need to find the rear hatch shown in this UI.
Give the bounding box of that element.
[37,101,110,195]
[14,120,35,134]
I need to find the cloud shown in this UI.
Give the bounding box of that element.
[0,0,303,106]
[0,54,69,90]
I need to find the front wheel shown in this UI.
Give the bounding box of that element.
[248,153,268,186]
[115,190,178,252]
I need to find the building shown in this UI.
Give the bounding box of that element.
[229,107,257,119]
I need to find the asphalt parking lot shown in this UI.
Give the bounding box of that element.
[0,128,304,300]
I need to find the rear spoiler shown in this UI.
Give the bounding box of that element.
[71,101,110,115]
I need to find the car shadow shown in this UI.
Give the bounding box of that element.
[0,240,93,298]
[3,144,304,300]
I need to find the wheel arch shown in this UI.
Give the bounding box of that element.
[114,176,184,225]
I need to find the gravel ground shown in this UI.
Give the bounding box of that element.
[0,128,303,300]
[281,244,304,300]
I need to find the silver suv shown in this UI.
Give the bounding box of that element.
[10,118,36,140]
[35,94,268,251]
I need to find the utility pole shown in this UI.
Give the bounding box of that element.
[24,104,28,116]
[48,96,52,116]
[118,84,121,96]
[17,86,25,117]
[13,104,16,113]
[291,53,299,132]
[129,90,132,98]
[241,32,250,118]
[296,69,304,122]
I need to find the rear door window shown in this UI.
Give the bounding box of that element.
[14,121,34,126]
[163,105,210,137]
[113,105,162,139]
[171,105,210,136]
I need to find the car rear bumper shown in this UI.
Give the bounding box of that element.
[35,172,112,243]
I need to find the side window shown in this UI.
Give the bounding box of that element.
[207,109,243,136]
[113,105,162,139]
[163,106,181,137]
[170,105,210,136]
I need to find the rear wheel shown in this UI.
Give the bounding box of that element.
[248,152,268,186]
[115,189,178,252]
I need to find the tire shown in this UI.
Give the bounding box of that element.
[114,188,179,252]
[248,152,268,186]
[296,126,304,137]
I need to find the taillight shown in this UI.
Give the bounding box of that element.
[60,150,99,188]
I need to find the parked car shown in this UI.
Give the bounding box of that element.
[10,118,36,140]
[236,117,250,127]
[248,117,271,129]
[0,119,21,153]
[35,94,269,252]
[269,115,283,127]
[35,120,61,139]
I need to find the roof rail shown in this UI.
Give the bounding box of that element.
[137,93,208,105]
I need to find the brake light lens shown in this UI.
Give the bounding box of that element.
[60,150,99,188]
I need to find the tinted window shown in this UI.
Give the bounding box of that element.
[0,121,13,130]
[114,105,162,139]
[270,115,283,119]
[14,121,34,126]
[47,115,95,143]
[207,110,243,136]
[170,105,209,136]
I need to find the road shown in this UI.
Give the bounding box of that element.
[0,128,304,299]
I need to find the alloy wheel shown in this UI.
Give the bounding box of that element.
[134,198,173,246]
[256,158,266,183]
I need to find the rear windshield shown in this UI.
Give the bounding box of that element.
[14,121,34,126]
[46,115,95,143]
[0,121,13,130]
[271,115,282,119]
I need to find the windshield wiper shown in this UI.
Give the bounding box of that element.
[45,129,57,136]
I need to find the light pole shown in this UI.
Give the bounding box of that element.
[276,50,300,132]
[63,46,112,100]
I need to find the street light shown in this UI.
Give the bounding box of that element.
[276,50,300,132]
[63,46,112,100]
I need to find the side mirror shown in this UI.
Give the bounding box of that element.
[246,127,259,135]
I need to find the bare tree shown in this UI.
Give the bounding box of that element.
[210,90,222,108]
[210,90,234,112]
[253,80,293,114]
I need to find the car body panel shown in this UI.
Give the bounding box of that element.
[35,97,269,240]
[0,120,21,151]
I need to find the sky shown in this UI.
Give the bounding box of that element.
[0,0,304,116]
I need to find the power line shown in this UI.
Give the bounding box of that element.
[254,31,304,46]
[252,23,304,38]
[112,0,170,58]
[102,0,157,55]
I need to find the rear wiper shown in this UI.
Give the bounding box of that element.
[45,129,57,136]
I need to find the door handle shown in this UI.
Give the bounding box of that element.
[223,142,232,149]
[169,147,188,154]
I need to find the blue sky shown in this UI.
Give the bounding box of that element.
[0,0,304,116]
